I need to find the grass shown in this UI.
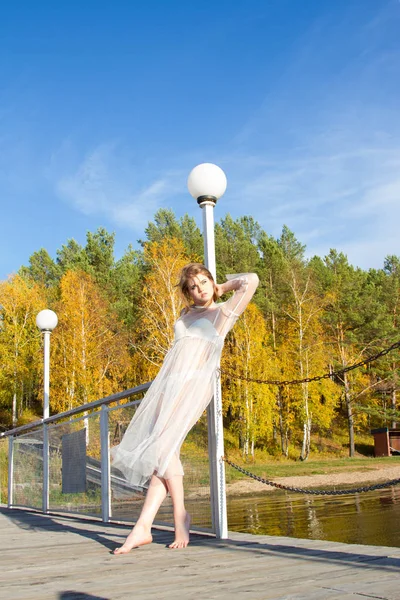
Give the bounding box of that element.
[182,425,400,484]
[222,455,400,483]
[182,432,400,485]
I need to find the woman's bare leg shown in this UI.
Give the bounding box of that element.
[165,475,191,549]
[113,475,167,554]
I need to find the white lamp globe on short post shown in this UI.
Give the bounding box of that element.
[36,309,58,420]
[36,309,57,514]
[187,163,228,539]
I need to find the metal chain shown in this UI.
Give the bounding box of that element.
[223,457,400,495]
[221,340,400,387]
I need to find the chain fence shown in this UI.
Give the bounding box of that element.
[223,457,400,496]
[221,339,400,387]
[221,339,400,495]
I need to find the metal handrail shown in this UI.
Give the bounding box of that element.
[1,376,216,535]
[0,381,152,438]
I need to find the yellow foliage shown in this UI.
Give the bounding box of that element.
[0,275,46,423]
[51,270,129,412]
[270,267,341,457]
[222,303,276,453]
[130,238,189,381]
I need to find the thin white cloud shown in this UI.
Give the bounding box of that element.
[222,142,400,269]
[351,179,400,215]
[52,143,185,232]
[50,130,400,270]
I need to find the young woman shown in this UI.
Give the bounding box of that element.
[111,263,259,553]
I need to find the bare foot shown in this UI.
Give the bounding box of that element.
[169,512,191,549]
[113,525,153,555]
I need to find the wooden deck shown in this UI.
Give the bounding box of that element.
[1,506,400,600]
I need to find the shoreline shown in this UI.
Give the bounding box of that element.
[225,464,400,496]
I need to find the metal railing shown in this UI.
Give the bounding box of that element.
[0,383,213,531]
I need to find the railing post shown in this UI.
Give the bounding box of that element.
[42,423,49,513]
[207,370,228,538]
[8,436,14,508]
[201,201,228,539]
[100,405,111,522]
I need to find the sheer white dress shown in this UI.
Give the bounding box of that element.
[111,273,259,489]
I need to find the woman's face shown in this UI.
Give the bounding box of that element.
[187,273,215,306]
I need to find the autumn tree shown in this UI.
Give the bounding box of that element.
[258,227,307,456]
[222,303,276,456]
[51,269,129,413]
[279,244,340,459]
[130,238,189,382]
[258,228,340,458]
[0,275,46,425]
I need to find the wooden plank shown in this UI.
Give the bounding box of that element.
[1,506,400,600]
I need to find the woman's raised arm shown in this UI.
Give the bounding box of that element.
[216,273,259,335]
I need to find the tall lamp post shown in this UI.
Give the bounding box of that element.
[36,309,58,513]
[187,163,228,539]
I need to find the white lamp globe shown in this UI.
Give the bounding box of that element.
[187,163,227,203]
[36,309,58,332]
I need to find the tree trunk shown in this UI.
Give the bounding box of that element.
[12,391,17,426]
[242,431,249,458]
[344,373,355,457]
[277,390,287,456]
[391,359,397,429]
[283,428,289,457]
[391,387,397,429]
[300,417,311,461]
[300,382,311,461]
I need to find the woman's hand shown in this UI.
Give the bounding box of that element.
[215,283,223,298]
[216,276,254,299]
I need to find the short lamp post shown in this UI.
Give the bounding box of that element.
[187,163,228,539]
[36,309,58,513]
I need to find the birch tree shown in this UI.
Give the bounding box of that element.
[0,275,45,425]
[130,238,189,381]
[51,269,129,412]
[222,303,276,456]
[281,263,338,460]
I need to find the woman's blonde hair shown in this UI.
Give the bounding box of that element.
[178,263,218,309]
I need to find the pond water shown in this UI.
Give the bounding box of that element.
[78,482,400,549]
[226,486,400,548]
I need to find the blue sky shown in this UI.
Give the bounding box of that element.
[1,0,400,279]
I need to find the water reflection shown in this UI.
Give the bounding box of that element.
[227,486,400,547]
